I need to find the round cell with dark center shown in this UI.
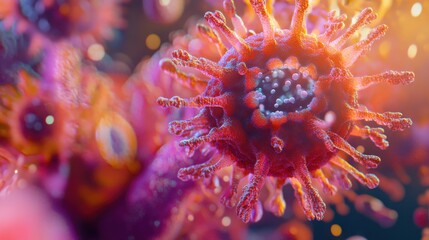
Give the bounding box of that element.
[18,0,72,39]
[19,98,55,142]
[254,67,315,116]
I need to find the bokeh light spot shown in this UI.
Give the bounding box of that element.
[408,44,418,59]
[223,175,230,182]
[331,224,342,237]
[357,145,365,153]
[146,34,161,50]
[159,0,171,7]
[411,2,423,17]
[221,216,231,227]
[88,43,105,61]
[45,115,54,125]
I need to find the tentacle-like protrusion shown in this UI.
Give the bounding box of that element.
[168,112,210,137]
[237,153,270,223]
[221,165,247,207]
[249,0,278,47]
[157,94,232,112]
[197,24,227,56]
[342,24,388,67]
[171,49,226,78]
[266,0,275,15]
[331,7,377,49]
[351,125,389,150]
[378,174,406,201]
[179,123,240,155]
[331,156,380,189]
[319,11,346,44]
[307,118,336,152]
[312,169,337,196]
[346,104,413,131]
[330,165,353,190]
[327,131,381,169]
[290,177,312,217]
[223,0,248,37]
[205,11,252,57]
[290,0,309,36]
[293,156,326,220]
[353,194,398,228]
[264,177,286,216]
[160,59,207,90]
[178,156,234,181]
[356,70,415,90]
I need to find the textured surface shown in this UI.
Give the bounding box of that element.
[158,0,414,223]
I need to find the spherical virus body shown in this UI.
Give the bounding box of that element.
[158,0,414,222]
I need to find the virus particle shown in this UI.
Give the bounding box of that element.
[158,0,414,222]
[0,0,125,51]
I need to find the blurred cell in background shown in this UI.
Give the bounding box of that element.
[0,0,126,53]
[143,0,185,24]
[0,23,39,86]
[59,61,141,222]
[0,70,73,160]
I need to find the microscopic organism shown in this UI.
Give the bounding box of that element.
[2,71,71,158]
[158,0,414,222]
[0,0,125,50]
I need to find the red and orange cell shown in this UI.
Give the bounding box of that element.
[157,0,414,223]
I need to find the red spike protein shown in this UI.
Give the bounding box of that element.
[157,0,414,223]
